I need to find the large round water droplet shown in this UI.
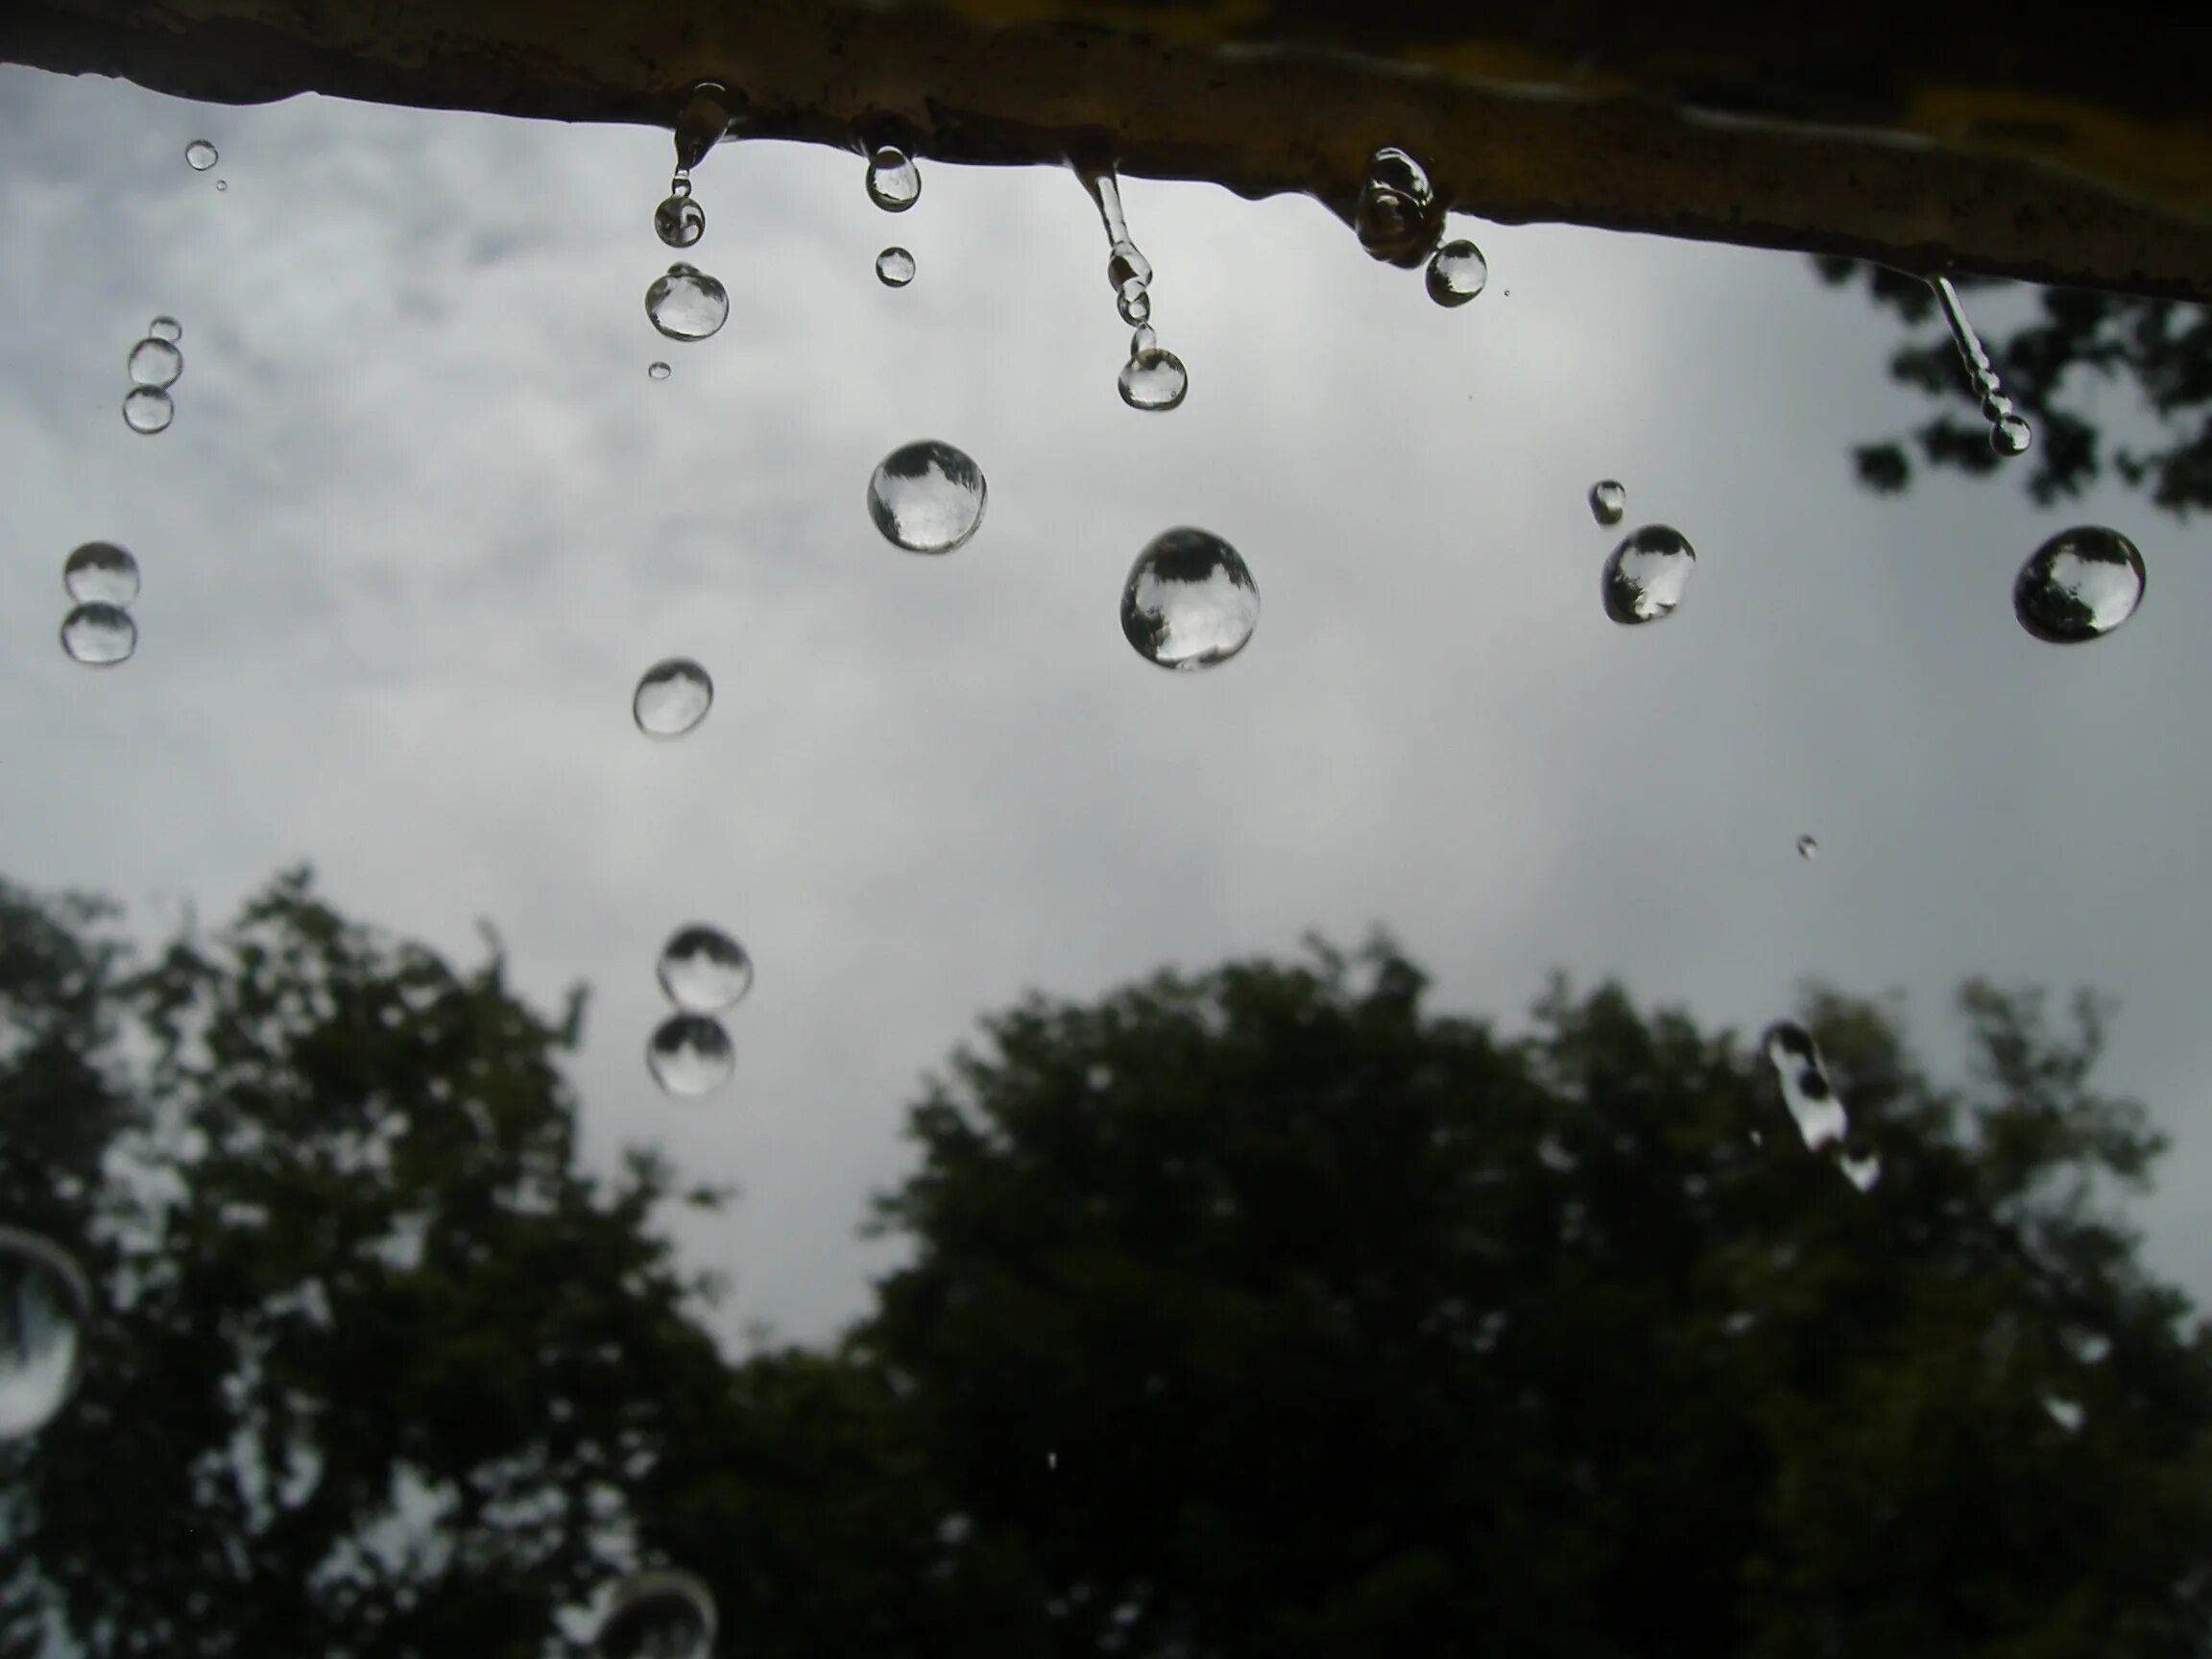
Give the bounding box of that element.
[1118,347,1189,413]
[1600,525,1696,625]
[121,388,173,435]
[867,440,987,554]
[148,315,182,344]
[866,145,922,212]
[184,139,218,171]
[1425,238,1488,305]
[60,603,136,666]
[648,360,671,381]
[657,925,755,1013]
[876,246,916,287]
[1588,480,1626,527]
[1120,527,1261,671]
[0,1228,88,1443]
[1355,145,1443,267]
[1992,414,2033,456]
[654,194,707,249]
[2012,526,2144,644]
[596,1570,718,1659]
[644,263,729,342]
[646,1015,735,1097]
[128,337,183,390]
[632,658,713,737]
[63,541,140,605]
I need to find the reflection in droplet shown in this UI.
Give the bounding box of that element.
[645,1015,735,1097]
[1120,527,1261,671]
[184,139,218,171]
[121,387,173,435]
[866,144,922,212]
[657,925,756,1014]
[1795,834,1818,862]
[0,1228,88,1442]
[1118,347,1189,413]
[644,263,730,342]
[63,541,140,606]
[654,194,707,250]
[60,603,137,666]
[1587,480,1626,527]
[648,361,671,381]
[1425,238,1488,306]
[1762,1022,1846,1152]
[128,337,183,390]
[876,246,916,288]
[632,659,714,737]
[596,1570,718,1659]
[867,440,987,554]
[2013,527,2145,644]
[1355,145,1443,267]
[1600,525,1695,625]
[148,315,181,344]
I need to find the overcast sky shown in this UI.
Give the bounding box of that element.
[1,62,2206,1346]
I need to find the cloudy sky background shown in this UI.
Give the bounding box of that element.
[0,62,2204,1347]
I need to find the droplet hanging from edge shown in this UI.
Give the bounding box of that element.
[1992,414,2032,456]
[1355,144,1444,268]
[1118,347,1188,413]
[867,440,987,554]
[183,138,217,171]
[0,1227,89,1442]
[128,337,183,390]
[1600,525,1695,625]
[654,193,707,250]
[657,924,756,1014]
[866,144,922,212]
[1425,238,1488,306]
[1795,834,1819,862]
[1120,527,1261,671]
[60,603,137,666]
[148,315,181,344]
[596,1570,718,1659]
[1761,1022,1846,1152]
[2012,526,2145,644]
[644,263,730,342]
[63,541,140,606]
[1588,480,1626,527]
[875,246,916,287]
[647,360,671,381]
[645,1014,735,1097]
[673,81,735,174]
[121,388,173,435]
[632,659,713,737]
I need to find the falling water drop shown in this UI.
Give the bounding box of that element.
[1931,275,2033,458]
[60,603,137,666]
[63,541,140,605]
[1425,238,1488,306]
[2012,526,2145,643]
[876,246,916,287]
[1762,1022,1846,1152]
[1587,480,1626,527]
[0,1228,89,1442]
[1129,324,1157,354]
[1117,286,1152,327]
[2043,1396,2086,1433]
[1355,145,1444,267]
[644,263,730,342]
[632,659,713,737]
[120,387,173,435]
[1795,834,1819,861]
[647,361,671,381]
[866,440,987,554]
[1120,527,1261,670]
[657,925,756,1014]
[654,191,707,250]
[183,139,217,171]
[1118,347,1189,413]
[596,1571,718,1659]
[128,337,183,390]
[214,180,228,192]
[1992,414,2032,456]
[1599,525,1696,625]
[645,1015,735,1097]
[148,315,181,344]
[866,144,922,212]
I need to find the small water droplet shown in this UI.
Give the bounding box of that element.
[644,263,730,342]
[596,1570,717,1659]
[632,659,713,737]
[128,337,183,390]
[1425,238,1488,305]
[183,139,217,171]
[1117,287,1151,326]
[648,360,671,381]
[673,82,735,173]
[120,385,173,435]
[646,1014,735,1097]
[1120,527,1260,670]
[214,180,227,192]
[1600,525,1695,625]
[1992,414,2032,456]
[1839,1145,1883,1191]
[148,315,181,343]
[866,144,922,212]
[2043,1395,2085,1433]
[60,603,136,666]
[1763,1022,1846,1152]
[1587,480,1626,527]
[2013,526,2144,644]
[0,1228,88,1442]
[2062,1327,2114,1365]
[1795,834,1819,861]
[657,925,755,1013]
[63,541,140,605]
[654,194,707,249]
[875,246,916,287]
[867,440,987,554]
[1129,324,1157,354]
[1118,347,1188,413]
[1355,145,1443,266]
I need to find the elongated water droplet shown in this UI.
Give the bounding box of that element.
[1118,347,1188,412]
[1120,528,1260,670]
[1600,525,1695,625]
[867,440,986,554]
[644,263,729,342]
[121,387,173,435]
[866,144,922,212]
[1931,275,2033,457]
[1355,145,1443,267]
[1795,834,1819,861]
[657,925,755,1013]
[2013,526,2144,644]
[673,82,735,174]
[0,1228,88,1442]
[128,337,182,390]
[60,603,136,666]
[1588,480,1626,527]
[654,194,707,249]
[1762,1022,1846,1152]
[632,658,713,737]
[648,360,671,381]
[63,541,139,605]
[1107,239,1153,296]
[597,1570,717,1659]
[646,1015,735,1097]
[148,315,181,343]
[1425,238,1488,305]
[183,139,217,172]
[876,246,916,287]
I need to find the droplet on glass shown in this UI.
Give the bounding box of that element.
[0,1227,89,1442]
[1120,527,1261,671]
[1588,480,1626,527]
[121,387,173,435]
[1600,525,1695,625]
[128,337,183,390]
[1762,1022,1846,1152]
[645,1014,735,1097]
[654,193,707,249]
[63,541,140,605]
[1355,144,1443,267]
[60,603,137,666]
[644,263,730,342]
[632,658,713,738]
[648,361,671,381]
[1425,238,1488,305]
[866,144,922,212]
[1118,347,1189,413]
[657,925,756,1014]
[148,315,181,344]
[596,1570,718,1659]
[866,440,987,554]
[183,139,218,171]
[2012,526,2145,644]
[876,246,916,287]
[1795,834,1818,861]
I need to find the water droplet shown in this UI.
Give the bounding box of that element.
[657,925,755,1013]
[866,440,987,554]
[60,603,136,666]
[866,144,922,212]
[1839,1145,1883,1191]
[632,658,713,737]
[2062,1326,2114,1365]
[1992,414,2032,456]
[875,246,916,287]
[596,1570,717,1659]
[644,263,730,342]
[1932,275,2033,456]
[647,360,671,381]
[2043,1395,2085,1433]
[1355,145,1443,267]
[1762,1022,1847,1152]
[213,180,228,192]
[1117,286,1151,326]
[673,82,735,173]
[1600,525,1695,625]
[2013,526,2145,644]
[654,193,707,249]
[121,387,173,435]
[0,1228,88,1442]
[1118,347,1189,413]
[1587,480,1626,527]
[183,139,217,171]
[1425,238,1488,305]
[63,541,140,605]
[128,337,183,390]
[1129,324,1157,354]
[148,315,181,343]
[1107,238,1153,296]
[1120,527,1261,671]
[646,1014,735,1097]
[1795,834,1819,861]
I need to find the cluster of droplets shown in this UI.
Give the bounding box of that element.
[60,540,141,666]
[866,140,923,288]
[0,1225,89,1443]
[122,313,183,435]
[1583,476,1704,629]
[1355,147,1488,308]
[1762,1023,1881,1191]
[1931,276,2032,457]
[594,1570,717,1659]
[643,85,735,353]
[1079,166,1188,413]
[647,924,753,1096]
